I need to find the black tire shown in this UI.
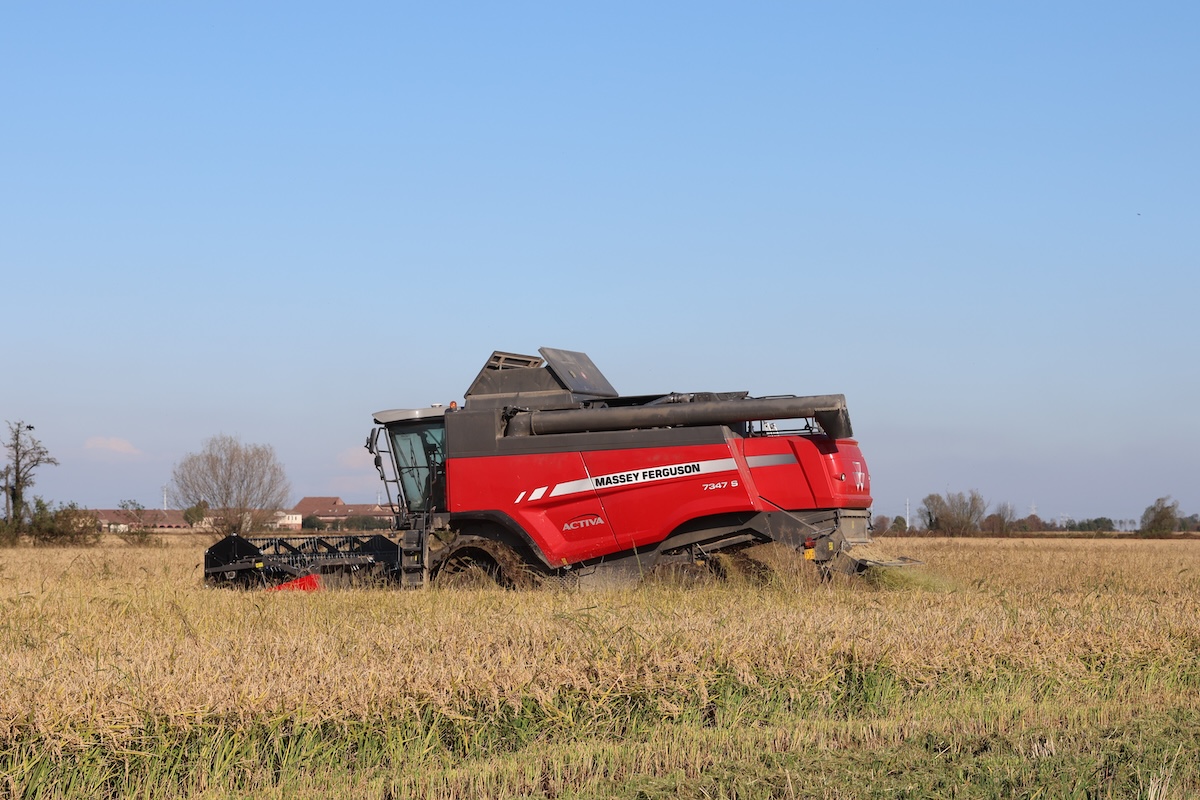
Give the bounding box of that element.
[435,548,505,588]
[432,535,543,589]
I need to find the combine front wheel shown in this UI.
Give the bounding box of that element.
[432,535,541,589]
[435,550,504,588]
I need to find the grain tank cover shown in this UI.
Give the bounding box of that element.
[465,347,618,403]
[538,348,618,398]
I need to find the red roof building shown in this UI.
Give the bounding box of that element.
[93,508,190,531]
[291,497,392,528]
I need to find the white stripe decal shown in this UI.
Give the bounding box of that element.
[519,457,757,504]
[514,491,526,504]
[746,454,797,468]
[544,457,738,500]
[549,477,593,498]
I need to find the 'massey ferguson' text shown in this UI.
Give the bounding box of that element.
[592,462,701,488]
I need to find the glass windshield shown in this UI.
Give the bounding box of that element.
[388,421,446,512]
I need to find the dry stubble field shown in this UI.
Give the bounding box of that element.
[2,535,1199,799]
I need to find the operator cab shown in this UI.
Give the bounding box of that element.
[371,406,447,514]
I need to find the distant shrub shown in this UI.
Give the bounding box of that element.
[26,498,101,547]
[343,515,392,531]
[302,514,327,531]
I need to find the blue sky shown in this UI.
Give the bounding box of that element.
[2,2,1196,525]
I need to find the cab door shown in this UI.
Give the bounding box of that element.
[387,420,447,513]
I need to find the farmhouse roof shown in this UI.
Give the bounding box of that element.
[291,497,346,516]
[93,509,190,528]
[291,497,391,519]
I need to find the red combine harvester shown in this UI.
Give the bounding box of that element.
[205,348,912,588]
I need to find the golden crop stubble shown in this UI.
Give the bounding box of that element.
[1,536,1198,745]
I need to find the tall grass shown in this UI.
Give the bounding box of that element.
[2,536,1198,798]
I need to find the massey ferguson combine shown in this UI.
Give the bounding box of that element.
[206,348,912,588]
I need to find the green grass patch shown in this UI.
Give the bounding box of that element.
[4,702,1198,799]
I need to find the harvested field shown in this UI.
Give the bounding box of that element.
[1,536,1198,798]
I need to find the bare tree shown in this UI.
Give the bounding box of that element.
[169,435,291,536]
[920,490,987,536]
[994,501,1015,535]
[1140,496,1180,535]
[919,493,944,532]
[3,421,59,531]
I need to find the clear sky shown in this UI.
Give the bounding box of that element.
[2,2,1197,526]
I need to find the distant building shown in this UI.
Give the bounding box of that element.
[273,510,303,531]
[94,499,389,534]
[291,496,392,529]
[93,508,190,532]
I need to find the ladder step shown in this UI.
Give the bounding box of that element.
[399,529,427,587]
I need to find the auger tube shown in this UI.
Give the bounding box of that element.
[505,394,853,439]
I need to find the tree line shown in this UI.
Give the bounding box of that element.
[0,420,97,545]
[875,490,1199,537]
[2,423,290,546]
